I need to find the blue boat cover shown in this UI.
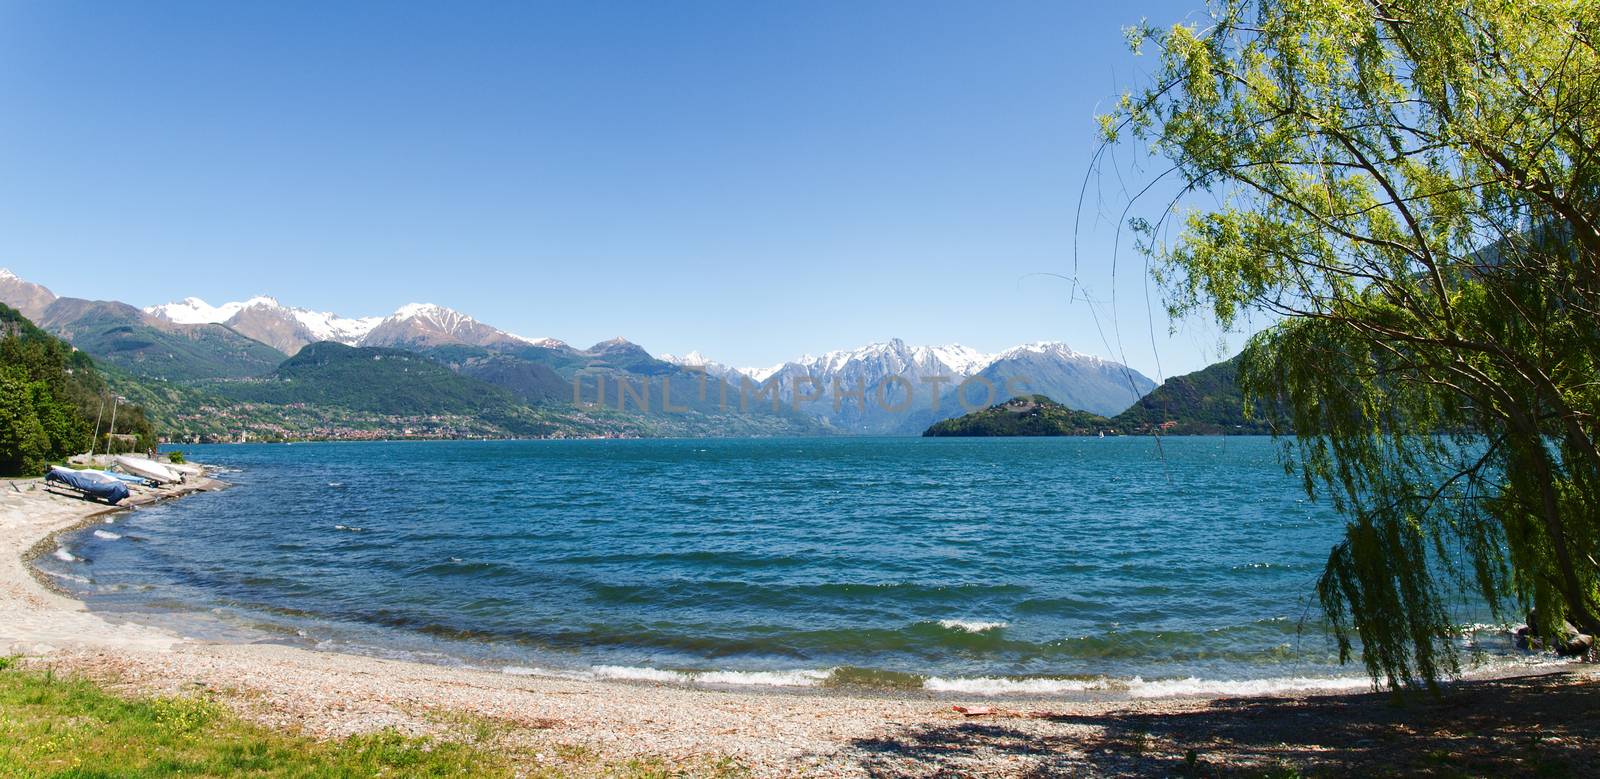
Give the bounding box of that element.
[46,466,130,504]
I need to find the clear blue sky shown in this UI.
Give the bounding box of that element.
[0,0,1246,379]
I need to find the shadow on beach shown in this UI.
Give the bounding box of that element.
[846,671,1600,777]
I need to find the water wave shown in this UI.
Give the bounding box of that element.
[936,619,1008,633]
[52,547,76,562]
[923,673,1375,697]
[502,664,833,688]
[1124,675,1373,698]
[92,530,122,541]
[41,569,91,584]
[925,675,1105,695]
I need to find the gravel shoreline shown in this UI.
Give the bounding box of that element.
[5,467,1597,776]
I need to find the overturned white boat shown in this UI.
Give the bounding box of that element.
[114,455,182,485]
[166,461,203,477]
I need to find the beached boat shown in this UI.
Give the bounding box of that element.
[166,461,203,477]
[97,470,150,486]
[45,466,131,504]
[114,455,182,485]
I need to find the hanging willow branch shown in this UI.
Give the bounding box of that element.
[1108,0,1600,688]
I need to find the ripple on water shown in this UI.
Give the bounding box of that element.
[41,437,1535,690]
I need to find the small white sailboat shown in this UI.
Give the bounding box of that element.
[114,455,182,485]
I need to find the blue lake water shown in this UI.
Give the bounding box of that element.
[38,437,1534,696]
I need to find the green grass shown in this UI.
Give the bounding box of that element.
[0,660,746,778]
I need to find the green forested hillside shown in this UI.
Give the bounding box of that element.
[0,304,155,474]
[922,396,1115,436]
[216,342,524,413]
[923,355,1278,437]
[208,342,561,437]
[1110,356,1278,435]
[38,298,283,381]
[421,344,572,404]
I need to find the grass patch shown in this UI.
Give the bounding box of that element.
[0,663,505,777]
[0,661,747,777]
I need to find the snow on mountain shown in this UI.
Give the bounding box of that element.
[987,341,1108,365]
[729,342,996,385]
[291,308,384,344]
[144,295,385,354]
[143,290,559,355]
[358,302,537,349]
[766,339,996,383]
[0,267,58,321]
[146,296,275,325]
[699,338,1152,430]
[660,350,744,380]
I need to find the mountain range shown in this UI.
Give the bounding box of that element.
[665,339,1154,433]
[0,268,1214,440]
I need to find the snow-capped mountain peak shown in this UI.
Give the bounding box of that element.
[743,364,784,382]
[292,309,383,343]
[0,267,18,281]
[922,344,991,375]
[735,340,997,384]
[990,340,1104,365]
[145,295,384,351]
[388,302,461,324]
[660,350,712,365]
[784,338,996,379]
[146,296,257,324]
[357,302,538,349]
[661,350,743,380]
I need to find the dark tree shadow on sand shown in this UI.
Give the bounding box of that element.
[845,672,1600,777]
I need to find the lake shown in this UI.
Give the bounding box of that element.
[37,437,1532,696]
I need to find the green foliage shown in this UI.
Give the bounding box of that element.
[0,304,155,474]
[1111,0,1600,688]
[0,370,51,475]
[166,450,185,464]
[923,395,1116,436]
[1112,355,1279,434]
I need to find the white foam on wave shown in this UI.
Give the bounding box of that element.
[41,569,90,584]
[925,675,1108,695]
[937,619,1008,633]
[501,664,831,688]
[924,673,1375,698]
[590,665,692,683]
[697,669,832,687]
[92,530,121,541]
[52,547,76,562]
[1124,675,1373,698]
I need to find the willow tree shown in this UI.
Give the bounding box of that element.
[1106,0,1600,687]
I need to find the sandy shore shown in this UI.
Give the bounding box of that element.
[4,470,1598,776]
